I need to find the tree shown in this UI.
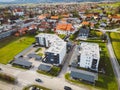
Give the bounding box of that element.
[115,5,120,14]
[71,10,79,18]
[101,33,107,40]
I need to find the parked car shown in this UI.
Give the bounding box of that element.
[64,86,72,90]
[35,78,42,83]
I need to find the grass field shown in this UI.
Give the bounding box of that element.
[0,35,35,64]
[109,32,120,65]
[98,2,120,7]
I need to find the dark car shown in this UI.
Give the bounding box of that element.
[64,86,72,90]
[35,78,42,83]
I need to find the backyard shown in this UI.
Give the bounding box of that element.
[0,35,35,64]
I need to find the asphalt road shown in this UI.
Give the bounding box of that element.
[0,63,88,90]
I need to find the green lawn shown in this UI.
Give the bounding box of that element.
[0,35,35,64]
[109,32,120,65]
[58,34,66,39]
[98,2,120,7]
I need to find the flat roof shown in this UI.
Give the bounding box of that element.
[71,68,98,83]
[38,64,52,72]
[80,42,100,60]
[36,33,66,54]
[12,58,32,67]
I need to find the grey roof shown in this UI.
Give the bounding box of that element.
[12,58,32,67]
[28,53,42,60]
[70,69,98,83]
[38,64,52,72]
[67,41,73,47]
[78,28,90,36]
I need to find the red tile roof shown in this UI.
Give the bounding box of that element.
[51,16,59,20]
[56,23,73,31]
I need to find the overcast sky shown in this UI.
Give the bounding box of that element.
[0,0,14,2]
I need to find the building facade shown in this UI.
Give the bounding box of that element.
[36,33,66,65]
[79,42,100,71]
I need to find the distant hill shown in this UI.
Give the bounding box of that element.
[0,0,119,4]
[14,0,117,3]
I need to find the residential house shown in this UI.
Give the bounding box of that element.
[77,28,90,40]
[81,21,94,29]
[13,8,24,16]
[38,15,46,20]
[22,19,34,28]
[55,23,75,35]
[37,21,51,32]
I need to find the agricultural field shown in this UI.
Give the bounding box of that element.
[109,32,120,65]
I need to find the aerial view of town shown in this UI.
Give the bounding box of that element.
[0,0,120,90]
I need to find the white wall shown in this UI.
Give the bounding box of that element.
[59,43,66,64]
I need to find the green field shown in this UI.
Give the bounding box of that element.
[109,32,120,65]
[98,2,120,7]
[0,35,35,64]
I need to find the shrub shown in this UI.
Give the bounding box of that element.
[37,66,61,76]
[35,48,42,52]
[23,85,50,90]
[49,66,61,76]
[38,53,43,57]
[0,72,17,84]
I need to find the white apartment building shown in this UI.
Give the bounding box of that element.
[79,42,100,71]
[35,33,66,65]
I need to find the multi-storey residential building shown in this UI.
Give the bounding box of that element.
[36,33,66,65]
[79,42,100,71]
